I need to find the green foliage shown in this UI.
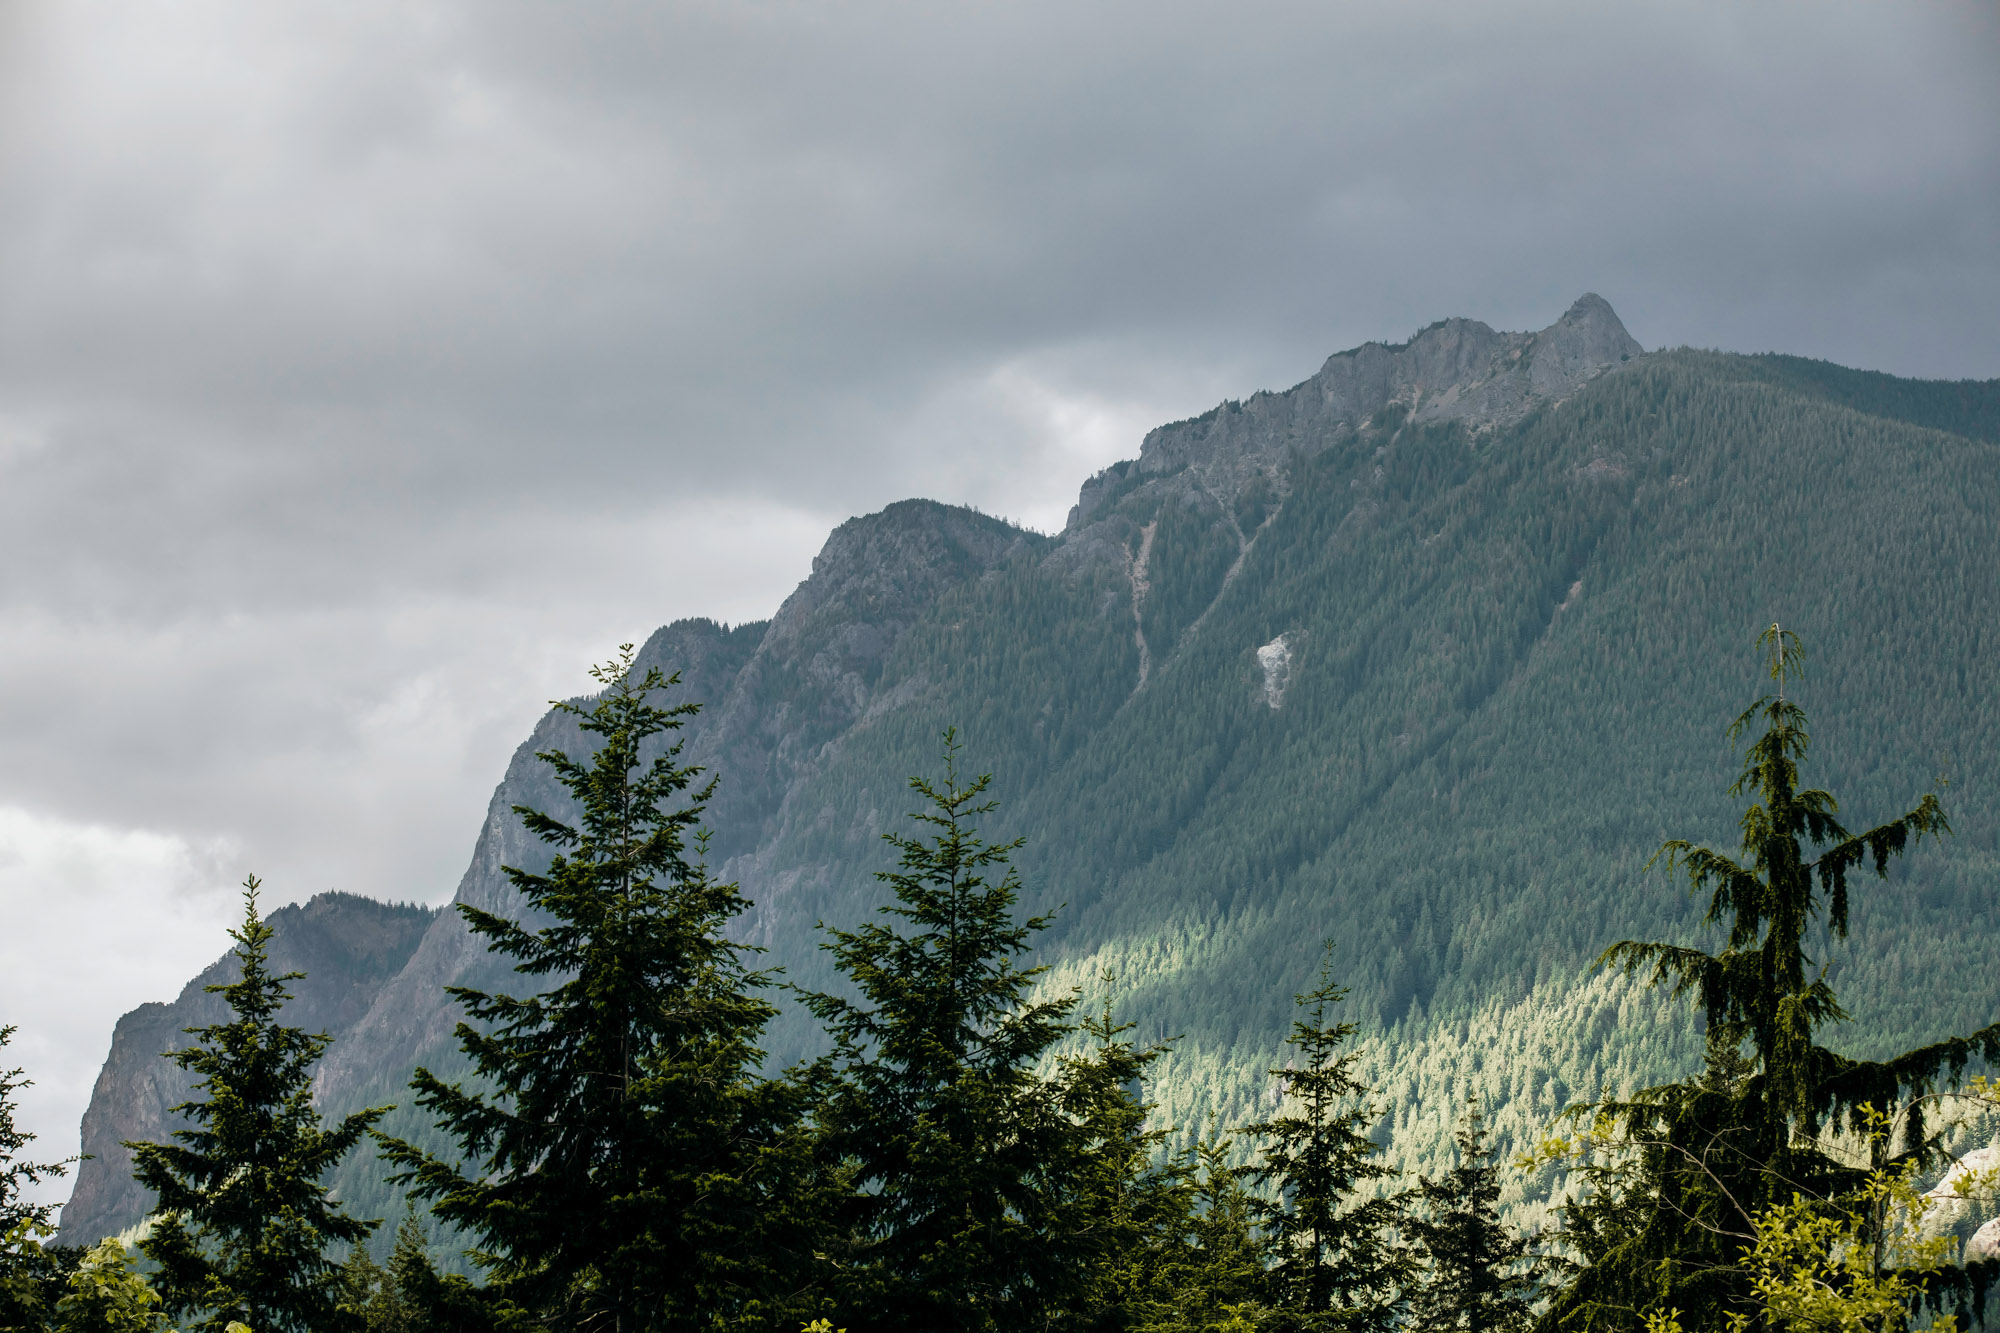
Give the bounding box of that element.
[381,647,814,1330]
[1640,1126,1996,1333]
[1238,949,1409,1333]
[1734,1164,1963,1333]
[52,1239,169,1333]
[1725,352,2000,446]
[334,1225,410,1333]
[1052,985,1209,1333]
[804,732,1085,1333]
[1407,1100,1540,1333]
[1139,496,1242,659]
[327,1210,532,1333]
[1135,1140,1267,1333]
[3,1219,80,1333]
[1,1029,71,1237]
[1541,632,2000,1333]
[380,1213,529,1333]
[3,1027,80,1331]
[130,878,386,1333]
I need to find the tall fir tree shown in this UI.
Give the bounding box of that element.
[381,648,819,1332]
[1141,1135,1268,1333]
[0,1026,71,1236]
[2,1024,80,1331]
[804,731,1083,1333]
[334,1234,408,1333]
[1408,1099,1539,1333]
[1239,947,1409,1333]
[1053,984,1198,1333]
[1542,627,2000,1332]
[130,876,387,1333]
[378,1209,522,1333]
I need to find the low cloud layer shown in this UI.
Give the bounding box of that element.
[2,0,1996,1201]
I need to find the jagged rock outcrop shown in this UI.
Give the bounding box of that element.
[59,893,436,1243]
[1924,1146,2000,1253]
[1065,293,1642,533]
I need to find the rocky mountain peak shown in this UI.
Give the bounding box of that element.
[59,330,2000,1258]
[1065,294,1643,532]
[1307,291,1641,433]
[1525,293,1647,395]
[680,498,1041,861]
[756,499,1037,673]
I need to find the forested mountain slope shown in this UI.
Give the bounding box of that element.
[64,297,2000,1245]
[60,894,436,1243]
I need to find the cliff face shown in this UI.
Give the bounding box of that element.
[309,498,1038,1115]
[60,893,436,1243]
[66,295,2000,1246]
[683,500,1044,866]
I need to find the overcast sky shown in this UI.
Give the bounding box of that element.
[2,0,1997,1202]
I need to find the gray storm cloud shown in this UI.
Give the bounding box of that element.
[1,0,1996,1200]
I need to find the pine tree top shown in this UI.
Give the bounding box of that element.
[130,876,386,1333]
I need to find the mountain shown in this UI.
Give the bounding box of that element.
[60,893,437,1243]
[62,296,2000,1247]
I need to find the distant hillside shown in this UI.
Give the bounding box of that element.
[60,893,437,1243]
[64,296,2000,1249]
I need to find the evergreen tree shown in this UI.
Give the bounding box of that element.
[1408,1099,1539,1333]
[0,1026,71,1236]
[130,876,387,1333]
[1539,1030,1769,1333]
[381,648,814,1331]
[1142,1136,1267,1333]
[804,731,1083,1333]
[1542,627,2000,1332]
[1238,947,1408,1333]
[380,1211,525,1333]
[335,1224,413,1333]
[2,1025,81,1329]
[1054,984,1196,1333]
